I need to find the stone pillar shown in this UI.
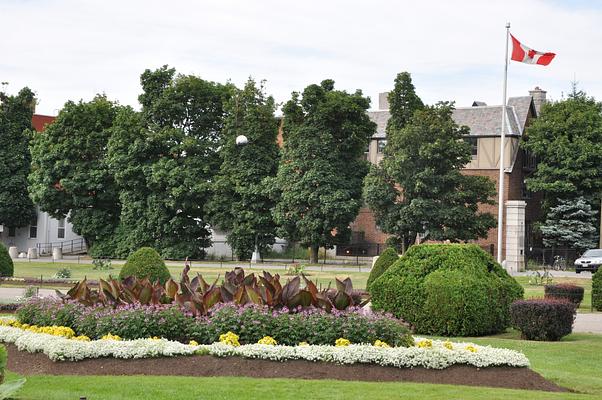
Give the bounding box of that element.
[52,247,63,261]
[505,201,526,273]
[8,246,18,259]
[27,248,38,259]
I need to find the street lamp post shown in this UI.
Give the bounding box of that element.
[235,135,261,264]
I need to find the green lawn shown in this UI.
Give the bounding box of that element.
[8,333,602,400]
[11,261,371,290]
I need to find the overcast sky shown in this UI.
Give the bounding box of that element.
[1,0,600,115]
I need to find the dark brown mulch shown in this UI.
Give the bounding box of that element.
[5,344,566,392]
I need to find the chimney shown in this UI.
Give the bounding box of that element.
[378,92,390,110]
[529,86,547,116]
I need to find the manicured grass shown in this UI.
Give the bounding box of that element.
[12,261,371,290]
[8,373,596,400]
[5,333,602,399]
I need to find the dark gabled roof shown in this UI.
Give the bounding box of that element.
[507,96,535,129]
[452,105,520,136]
[368,95,534,139]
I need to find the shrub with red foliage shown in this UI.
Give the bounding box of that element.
[544,284,585,306]
[510,299,576,341]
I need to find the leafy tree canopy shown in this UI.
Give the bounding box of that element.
[206,78,279,260]
[522,88,602,204]
[0,87,36,228]
[29,95,121,246]
[364,73,495,248]
[106,66,235,258]
[273,80,376,263]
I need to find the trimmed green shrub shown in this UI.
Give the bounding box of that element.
[118,247,170,284]
[0,244,14,277]
[511,299,576,341]
[593,268,602,311]
[370,243,524,336]
[366,248,399,291]
[544,284,584,306]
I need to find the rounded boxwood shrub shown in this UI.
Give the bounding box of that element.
[0,244,14,277]
[593,268,602,311]
[511,299,576,341]
[544,284,584,306]
[118,247,170,284]
[370,243,524,336]
[366,248,399,291]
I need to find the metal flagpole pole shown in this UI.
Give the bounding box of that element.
[497,22,510,264]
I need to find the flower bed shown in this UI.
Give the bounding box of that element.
[17,298,414,347]
[0,320,529,369]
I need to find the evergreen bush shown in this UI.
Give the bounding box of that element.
[593,268,602,311]
[0,244,14,277]
[366,248,399,291]
[370,243,524,336]
[118,247,170,284]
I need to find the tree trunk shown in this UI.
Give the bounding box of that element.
[309,245,319,264]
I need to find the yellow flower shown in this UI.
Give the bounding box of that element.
[73,335,91,341]
[443,341,454,350]
[465,345,478,353]
[298,342,309,346]
[148,336,162,341]
[335,338,351,347]
[189,340,199,346]
[373,340,391,348]
[257,336,277,345]
[416,339,433,349]
[219,331,240,347]
[101,333,122,341]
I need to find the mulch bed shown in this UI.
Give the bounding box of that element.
[5,344,566,392]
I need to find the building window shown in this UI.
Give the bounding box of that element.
[377,139,387,153]
[29,216,37,239]
[57,218,65,239]
[8,227,15,237]
[464,137,478,158]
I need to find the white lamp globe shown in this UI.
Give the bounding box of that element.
[235,135,249,145]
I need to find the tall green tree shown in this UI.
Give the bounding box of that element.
[273,80,376,263]
[386,72,424,134]
[206,79,279,260]
[522,88,602,245]
[29,95,121,247]
[364,75,496,249]
[0,87,36,229]
[107,66,234,258]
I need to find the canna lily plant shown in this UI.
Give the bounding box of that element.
[56,263,369,316]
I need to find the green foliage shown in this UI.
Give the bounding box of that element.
[364,73,496,249]
[0,378,26,400]
[0,244,13,277]
[0,344,5,383]
[53,268,72,279]
[206,79,279,260]
[0,87,36,228]
[29,95,121,248]
[370,244,523,336]
[273,80,376,262]
[510,299,576,341]
[366,248,398,291]
[593,268,602,311]
[118,247,170,284]
[522,88,602,205]
[540,197,598,252]
[106,66,234,258]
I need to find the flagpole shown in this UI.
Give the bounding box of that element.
[497,22,510,265]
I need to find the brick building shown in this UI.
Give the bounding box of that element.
[346,88,547,271]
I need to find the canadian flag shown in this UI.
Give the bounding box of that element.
[510,34,556,66]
